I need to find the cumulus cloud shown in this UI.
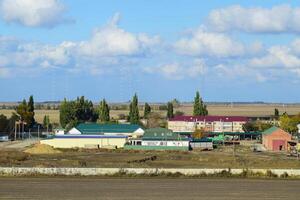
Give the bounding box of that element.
[0,13,161,76]
[79,13,160,57]
[207,4,300,33]
[249,43,300,76]
[173,28,262,58]
[144,59,206,80]
[0,0,72,28]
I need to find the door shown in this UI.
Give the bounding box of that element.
[272,140,285,151]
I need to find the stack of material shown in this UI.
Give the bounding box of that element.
[24,144,61,154]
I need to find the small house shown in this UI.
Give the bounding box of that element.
[262,126,292,151]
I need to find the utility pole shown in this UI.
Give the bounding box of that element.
[38,125,40,139]
[14,122,17,141]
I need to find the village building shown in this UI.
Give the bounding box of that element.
[41,134,127,149]
[262,126,292,151]
[126,127,189,150]
[68,123,144,138]
[168,115,248,133]
[41,123,144,149]
[190,138,213,150]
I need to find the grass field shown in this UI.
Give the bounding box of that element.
[1,144,300,169]
[1,103,300,124]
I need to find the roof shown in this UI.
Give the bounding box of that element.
[191,138,213,142]
[169,115,248,122]
[262,126,281,135]
[207,132,261,136]
[75,123,142,134]
[142,128,188,141]
[50,135,127,139]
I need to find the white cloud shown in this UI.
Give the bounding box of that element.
[207,5,300,33]
[0,13,160,76]
[250,44,300,76]
[174,28,245,58]
[79,13,160,57]
[215,64,249,79]
[144,59,206,80]
[0,0,71,27]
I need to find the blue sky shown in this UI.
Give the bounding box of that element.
[0,0,300,103]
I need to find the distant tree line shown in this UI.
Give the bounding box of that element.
[1,91,209,133]
[0,95,55,135]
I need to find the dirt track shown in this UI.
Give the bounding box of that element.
[0,177,299,200]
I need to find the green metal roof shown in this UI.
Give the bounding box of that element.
[75,123,142,134]
[191,138,212,142]
[262,126,280,135]
[208,132,261,136]
[143,128,188,141]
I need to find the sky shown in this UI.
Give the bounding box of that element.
[0,0,300,103]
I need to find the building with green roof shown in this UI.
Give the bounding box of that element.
[262,126,292,151]
[125,127,190,151]
[142,127,189,141]
[68,123,144,137]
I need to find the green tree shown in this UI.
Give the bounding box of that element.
[75,96,98,122]
[43,115,50,128]
[59,99,77,128]
[167,102,174,119]
[280,114,293,133]
[98,99,110,122]
[16,99,34,127]
[27,95,35,127]
[129,94,140,124]
[274,108,279,119]
[0,114,8,133]
[171,98,180,108]
[144,103,151,118]
[193,91,208,116]
[279,113,300,134]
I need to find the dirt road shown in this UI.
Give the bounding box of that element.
[0,177,299,200]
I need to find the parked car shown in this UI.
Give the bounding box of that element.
[0,135,9,142]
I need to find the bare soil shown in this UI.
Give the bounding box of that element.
[1,145,300,169]
[0,178,299,200]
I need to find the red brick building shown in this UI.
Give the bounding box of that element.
[262,126,292,151]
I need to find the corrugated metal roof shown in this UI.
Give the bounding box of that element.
[75,123,142,134]
[54,135,127,139]
[143,128,188,141]
[262,126,280,135]
[169,115,248,122]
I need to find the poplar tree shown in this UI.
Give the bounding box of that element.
[193,91,208,116]
[99,99,110,122]
[144,103,151,118]
[167,102,174,119]
[27,95,35,127]
[129,94,140,124]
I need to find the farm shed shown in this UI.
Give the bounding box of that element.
[68,123,144,138]
[190,138,213,150]
[262,126,292,151]
[41,135,127,149]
